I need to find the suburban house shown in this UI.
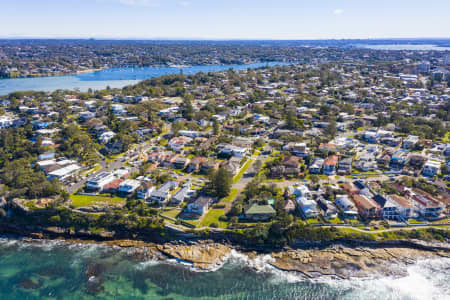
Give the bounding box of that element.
[335,195,358,218]
[337,157,352,175]
[86,172,116,191]
[172,186,191,204]
[118,179,141,195]
[391,150,410,166]
[187,157,208,173]
[309,158,324,174]
[408,154,427,169]
[291,142,309,157]
[386,194,414,220]
[47,164,81,181]
[137,182,155,199]
[323,155,338,175]
[282,156,301,170]
[353,194,379,219]
[340,183,359,195]
[410,189,445,219]
[178,130,202,138]
[186,196,214,216]
[219,145,248,158]
[168,136,192,151]
[150,181,179,204]
[294,185,319,218]
[103,179,123,194]
[225,156,242,176]
[317,198,338,219]
[173,157,190,169]
[200,160,220,174]
[244,203,276,221]
[422,160,441,177]
[402,135,419,149]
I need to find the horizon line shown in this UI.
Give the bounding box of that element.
[1,36,450,41]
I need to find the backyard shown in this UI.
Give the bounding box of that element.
[70,194,126,208]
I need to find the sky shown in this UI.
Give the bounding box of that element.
[1,0,450,39]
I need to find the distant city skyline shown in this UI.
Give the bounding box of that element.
[1,0,450,39]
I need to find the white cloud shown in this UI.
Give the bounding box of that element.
[120,0,159,7]
[178,1,191,7]
[96,0,159,7]
[333,9,344,15]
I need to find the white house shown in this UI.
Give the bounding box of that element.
[422,160,441,177]
[47,164,81,181]
[294,185,319,218]
[335,195,358,217]
[86,172,116,191]
[118,179,141,195]
[137,182,155,199]
[187,196,213,215]
[150,181,179,204]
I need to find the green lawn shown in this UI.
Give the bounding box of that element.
[221,188,238,203]
[307,218,322,224]
[105,153,124,163]
[328,217,344,224]
[233,158,254,183]
[70,194,126,208]
[443,131,450,143]
[200,209,227,227]
[162,208,181,219]
[84,164,102,176]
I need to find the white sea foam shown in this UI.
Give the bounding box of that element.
[322,257,450,300]
[135,259,162,270]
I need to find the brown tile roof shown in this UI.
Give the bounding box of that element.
[388,195,413,209]
[353,194,379,210]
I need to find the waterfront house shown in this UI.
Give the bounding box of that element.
[353,194,379,219]
[335,195,358,218]
[244,203,276,221]
[186,196,214,216]
[137,182,155,200]
[150,181,179,205]
[118,179,141,196]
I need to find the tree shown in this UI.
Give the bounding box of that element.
[210,166,232,198]
[325,118,337,138]
[213,119,220,136]
[182,94,195,120]
[285,110,304,130]
[309,175,320,185]
[171,121,184,136]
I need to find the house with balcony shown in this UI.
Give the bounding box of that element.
[186,196,214,216]
[294,185,319,218]
[323,155,338,175]
[137,182,155,200]
[335,195,358,218]
[150,181,179,205]
[353,194,379,219]
[118,179,141,196]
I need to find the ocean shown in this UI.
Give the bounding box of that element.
[0,238,449,300]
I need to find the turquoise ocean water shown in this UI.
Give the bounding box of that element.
[0,239,449,300]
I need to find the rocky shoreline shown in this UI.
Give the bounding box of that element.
[9,236,449,281]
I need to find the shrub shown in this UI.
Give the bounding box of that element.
[218,215,228,222]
